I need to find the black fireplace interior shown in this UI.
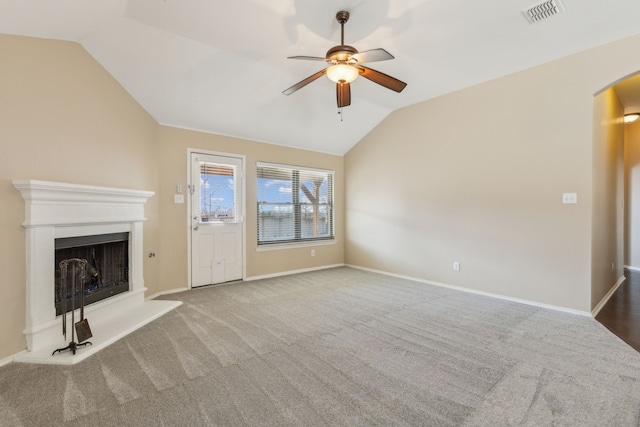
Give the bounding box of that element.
[55,232,130,316]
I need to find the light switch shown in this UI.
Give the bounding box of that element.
[176,184,183,194]
[562,193,577,204]
[174,194,184,204]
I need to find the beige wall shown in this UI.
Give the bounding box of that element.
[0,34,344,361]
[345,33,640,312]
[591,88,624,306]
[157,126,344,291]
[0,35,159,359]
[624,117,640,268]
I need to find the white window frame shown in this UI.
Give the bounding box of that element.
[257,162,335,247]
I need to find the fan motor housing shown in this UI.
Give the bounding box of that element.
[326,45,358,62]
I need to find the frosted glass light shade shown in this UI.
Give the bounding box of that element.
[624,113,640,123]
[326,64,359,83]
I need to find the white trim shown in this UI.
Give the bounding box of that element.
[187,151,193,290]
[0,352,21,367]
[146,287,189,300]
[592,275,626,317]
[346,264,592,317]
[256,239,336,251]
[624,265,640,272]
[246,263,345,281]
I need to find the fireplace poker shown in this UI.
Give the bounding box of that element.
[52,258,92,356]
[61,262,67,339]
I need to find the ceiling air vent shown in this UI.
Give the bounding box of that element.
[523,0,564,24]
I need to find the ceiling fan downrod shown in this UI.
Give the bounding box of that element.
[336,11,349,46]
[327,11,357,61]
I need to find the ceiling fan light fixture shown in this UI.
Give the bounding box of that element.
[624,113,640,123]
[282,10,406,107]
[326,64,359,84]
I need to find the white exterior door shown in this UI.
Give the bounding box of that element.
[190,152,243,287]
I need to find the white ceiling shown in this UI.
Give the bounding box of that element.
[2,0,640,155]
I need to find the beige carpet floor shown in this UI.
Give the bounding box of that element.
[1,267,640,426]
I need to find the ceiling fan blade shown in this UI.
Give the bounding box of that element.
[351,48,394,64]
[337,82,351,108]
[282,69,327,95]
[287,56,328,61]
[357,66,407,93]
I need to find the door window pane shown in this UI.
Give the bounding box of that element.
[199,163,236,222]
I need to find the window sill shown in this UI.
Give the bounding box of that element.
[256,239,336,252]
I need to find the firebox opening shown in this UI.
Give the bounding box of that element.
[55,232,130,316]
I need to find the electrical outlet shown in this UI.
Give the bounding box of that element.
[453,261,460,271]
[311,250,316,256]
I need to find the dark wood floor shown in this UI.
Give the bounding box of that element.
[596,269,640,352]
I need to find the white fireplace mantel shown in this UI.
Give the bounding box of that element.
[12,180,181,365]
[13,179,154,227]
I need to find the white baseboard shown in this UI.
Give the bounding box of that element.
[346,264,592,317]
[246,263,345,281]
[624,265,640,272]
[146,264,347,296]
[0,352,22,367]
[591,275,626,317]
[146,287,189,300]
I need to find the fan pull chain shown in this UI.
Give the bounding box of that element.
[338,107,344,122]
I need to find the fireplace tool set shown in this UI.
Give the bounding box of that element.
[52,258,93,356]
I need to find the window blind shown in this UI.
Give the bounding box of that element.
[257,163,334,245]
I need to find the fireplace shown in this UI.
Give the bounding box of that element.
[13,180,182,365]
[55,232,130,316]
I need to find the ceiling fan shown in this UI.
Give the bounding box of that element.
[283,10,407,108]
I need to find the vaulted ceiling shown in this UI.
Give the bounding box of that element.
[2,0,640,154]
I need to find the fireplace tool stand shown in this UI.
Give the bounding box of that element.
[52,258,93,356]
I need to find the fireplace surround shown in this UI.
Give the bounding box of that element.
[13,180,181,364]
